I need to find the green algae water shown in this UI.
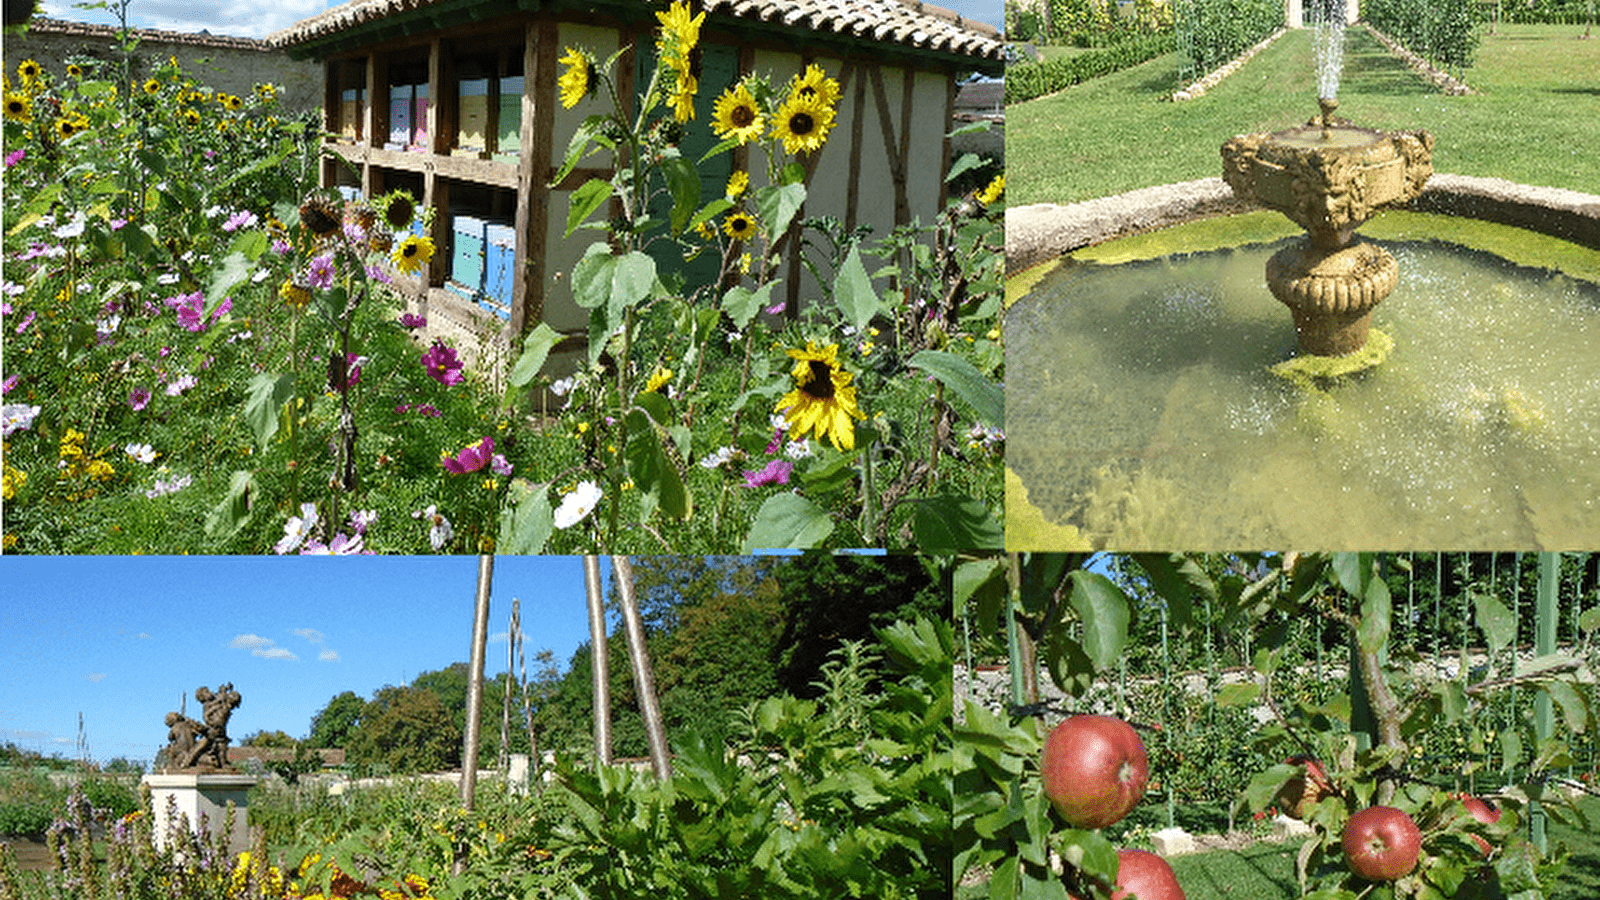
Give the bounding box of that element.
[1007,232,1600,550]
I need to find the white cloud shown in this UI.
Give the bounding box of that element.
[292,627,325,644]
[85,673,107,682]
[138,632,151,640]
[228,633,298,661]
[318,649,340,662]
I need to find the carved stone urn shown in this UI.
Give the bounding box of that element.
[1222,100,1433,356]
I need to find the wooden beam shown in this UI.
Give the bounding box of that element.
[940,71,956,208]
[845,56,867,233]
[515,19,559,338]
[868,64,912,230]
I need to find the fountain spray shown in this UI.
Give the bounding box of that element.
[1313,0,1347,134]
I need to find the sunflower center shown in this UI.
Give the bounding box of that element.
[789,112,815,136]
[731,105,755,128]
[802,360,836,399]
[403,243,419,258]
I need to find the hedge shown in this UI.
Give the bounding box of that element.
[1005,32,1177,104]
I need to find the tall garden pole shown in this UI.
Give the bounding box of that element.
[461,554,493,811]
[1160,600,1174,828]
[1531,553,1557,853]
[1008,555,1026,709]
[614,556,672,779]
[583,555,612,765]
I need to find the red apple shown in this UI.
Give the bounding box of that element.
[1342,805,1422,881]
[1042,715,1149,829]
[1461,796,1502,856]
[1274,756,1331,820]
[1069,849,1186,900]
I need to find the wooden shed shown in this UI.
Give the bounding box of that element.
[267,0,1002,363]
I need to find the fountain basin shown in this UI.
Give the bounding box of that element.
[1005,208,1600,551]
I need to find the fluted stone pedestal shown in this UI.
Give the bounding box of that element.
[141,773,256,854]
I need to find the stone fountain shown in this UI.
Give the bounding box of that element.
[1221,100,1434,357]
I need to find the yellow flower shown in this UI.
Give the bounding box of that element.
[738,252,751,275]
[3,92,29,122]
[17,60,42,84]
[143,78,161,95]
[87,459,115,481]
[67,64,83,79]
[655,2,705,68]
[789,64,841,111]
[56,114,90,140]
[711,84,763,145]
[669,71,696,122]
[391,235,435,276]
[722,211,757,241]
[724,170,749,200]
[2,463,25,500]
[776,341,865,451]
[644,366,673,393]
[557,47,590,109]
[482,478,498,491]
[771,91,833,156]
[280,279,311,307]
[975,173,1005,206]
[694,220,716,240]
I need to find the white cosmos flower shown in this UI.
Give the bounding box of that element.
[552,481,602,529]
[274,502,319,555]
[123,442,157,463]
[414,504,453,550]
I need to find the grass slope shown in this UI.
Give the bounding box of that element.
[1008,24,1600,205]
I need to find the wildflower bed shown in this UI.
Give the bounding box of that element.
[1,5,1004,553]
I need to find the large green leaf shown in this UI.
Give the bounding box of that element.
[205,251,255,316]
[910,495,1003,551]
[506,322,563,389]
[565,178,614,238]
[661,155,700,236]
[721,282,775,330]
[203,470,255,539]
[1066,570,1130,671]
[832,246,882,333]
[497,480,553,554]
[741,493,833,552]
[1473,591,1517,653]
[243,372,296,450]
[571,244,656,318]
[907,350,1003,431]
[624,408,690,522]
[755,182,806,239]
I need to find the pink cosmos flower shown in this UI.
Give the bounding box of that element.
[301,533,369,555]
[307,254,335,290]
[129,386,152,410]
[365,264,391,284]
[4,148,24,168]
[222,210,257,232]
[490,453,513,476]
[420,340,464,386]
[2,374,18,395]
[399,313,426,329]
[271,238,292,256]
[742,459,794,488]
[167,291,206,332]
[15,310,36,335]
[442,436,494,474]
[165,374,198,396]
[348,509,378,534]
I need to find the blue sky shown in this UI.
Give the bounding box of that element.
[37,0,1004,42]
[0,555,604,766]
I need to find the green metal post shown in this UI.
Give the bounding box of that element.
[1531,553,1557,854]
[1008,556,1026,709]
[1161,600,1174,828]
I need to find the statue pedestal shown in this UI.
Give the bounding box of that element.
[141,773,257,854]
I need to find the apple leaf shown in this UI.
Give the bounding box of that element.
[1066,570,1130,671]
[1473,591,1517,653]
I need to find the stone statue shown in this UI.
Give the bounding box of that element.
[160,683,242,772]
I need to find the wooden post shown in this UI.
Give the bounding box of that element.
[456,554,493,876]
[583,555,612,765]
[614,556,672,779]
[1531,553,1557,853]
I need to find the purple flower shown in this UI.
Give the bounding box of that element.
[2,374,18,395]
[129,386,151,410]
[165,374,198,396]
[211,297,233,322]
[271,238,292,256]
[490,453,513,476]
[307,254,335,290]
[742,459,794,488]
[4,148,24,168]
[399,313,427,329]
[301,533,369,555]
[167,291,206,332]
[365,264,392,284]
[109,219,127,231]
[420,340,464,386]
[348,509,378,534]
[442,436,494,474]
[222,210,257,232]
[144,474,192,498]
[15,310,36,335]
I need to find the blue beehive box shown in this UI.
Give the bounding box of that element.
[494,76,523,162]
[387,85,412,149]
[450,214,486,296]
[482,222,516,320]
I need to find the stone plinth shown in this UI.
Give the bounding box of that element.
[141,773,257,854]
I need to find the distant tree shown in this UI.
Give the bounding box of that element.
[345,686,460,774]
[103,757,145,775]
[241,729,298,748]
[412,662,472,733]
[306,690,365,748]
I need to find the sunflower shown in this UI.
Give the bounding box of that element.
[4,92,29,122]
[382,192,416,231]
[17,60,42,84]
[789,64,841,110]
[392,235,436,276]
[221,94,244,111]
[711,83,764,145]
[725,170,748,201]
[55,115,89,139]
[67,64,83,79]
[975,173,1005,206]
[668,71,697,123]
[776,342,865,451]
[722,211,757,241]
[143,78,161,95]
[298,195,342,238]
[655,2,705,68]
[771,92,834,156]
[557,47,591,109]
[182,109,201,127]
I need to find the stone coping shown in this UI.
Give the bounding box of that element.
[1006,174,1600,275]
[142,773,259,787]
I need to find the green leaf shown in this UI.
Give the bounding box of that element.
[687,198,733,234]
[910,495,1003,551]
[1130,553,1208,630]
[507,323,563,389]
[227,228,269,261]
[1538,680,1588,733]
[1474,592,1517,652]
[1066,571,1130,671]
[741,493,833,552]
[497,481,553,554]
[1579,607,1600,634]
[907,350,1003,430]
[832,246,882,333]
[1357,576,1391,656]
[755,182,806,239]
[565,178,614,238]
[571,245,655,318]
[661,155,701,236]
[1217,682,1262,708]
[953,557,1008,632]
[721,282,775,330]
[553,114,605,185]
[1499,727,1523,773]
[205,252,254,317]
[1436,681,1467,722]
[243,372,295,450]
[945,151,985,184]
[203,471,255,539]
[624,409,690,522]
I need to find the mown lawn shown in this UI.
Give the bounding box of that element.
[1007,24,1600,205]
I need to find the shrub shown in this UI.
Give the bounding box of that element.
[1365,0,1483,74]
[1005,32,1177,103]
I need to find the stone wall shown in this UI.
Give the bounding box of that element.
[4,17,323,112]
